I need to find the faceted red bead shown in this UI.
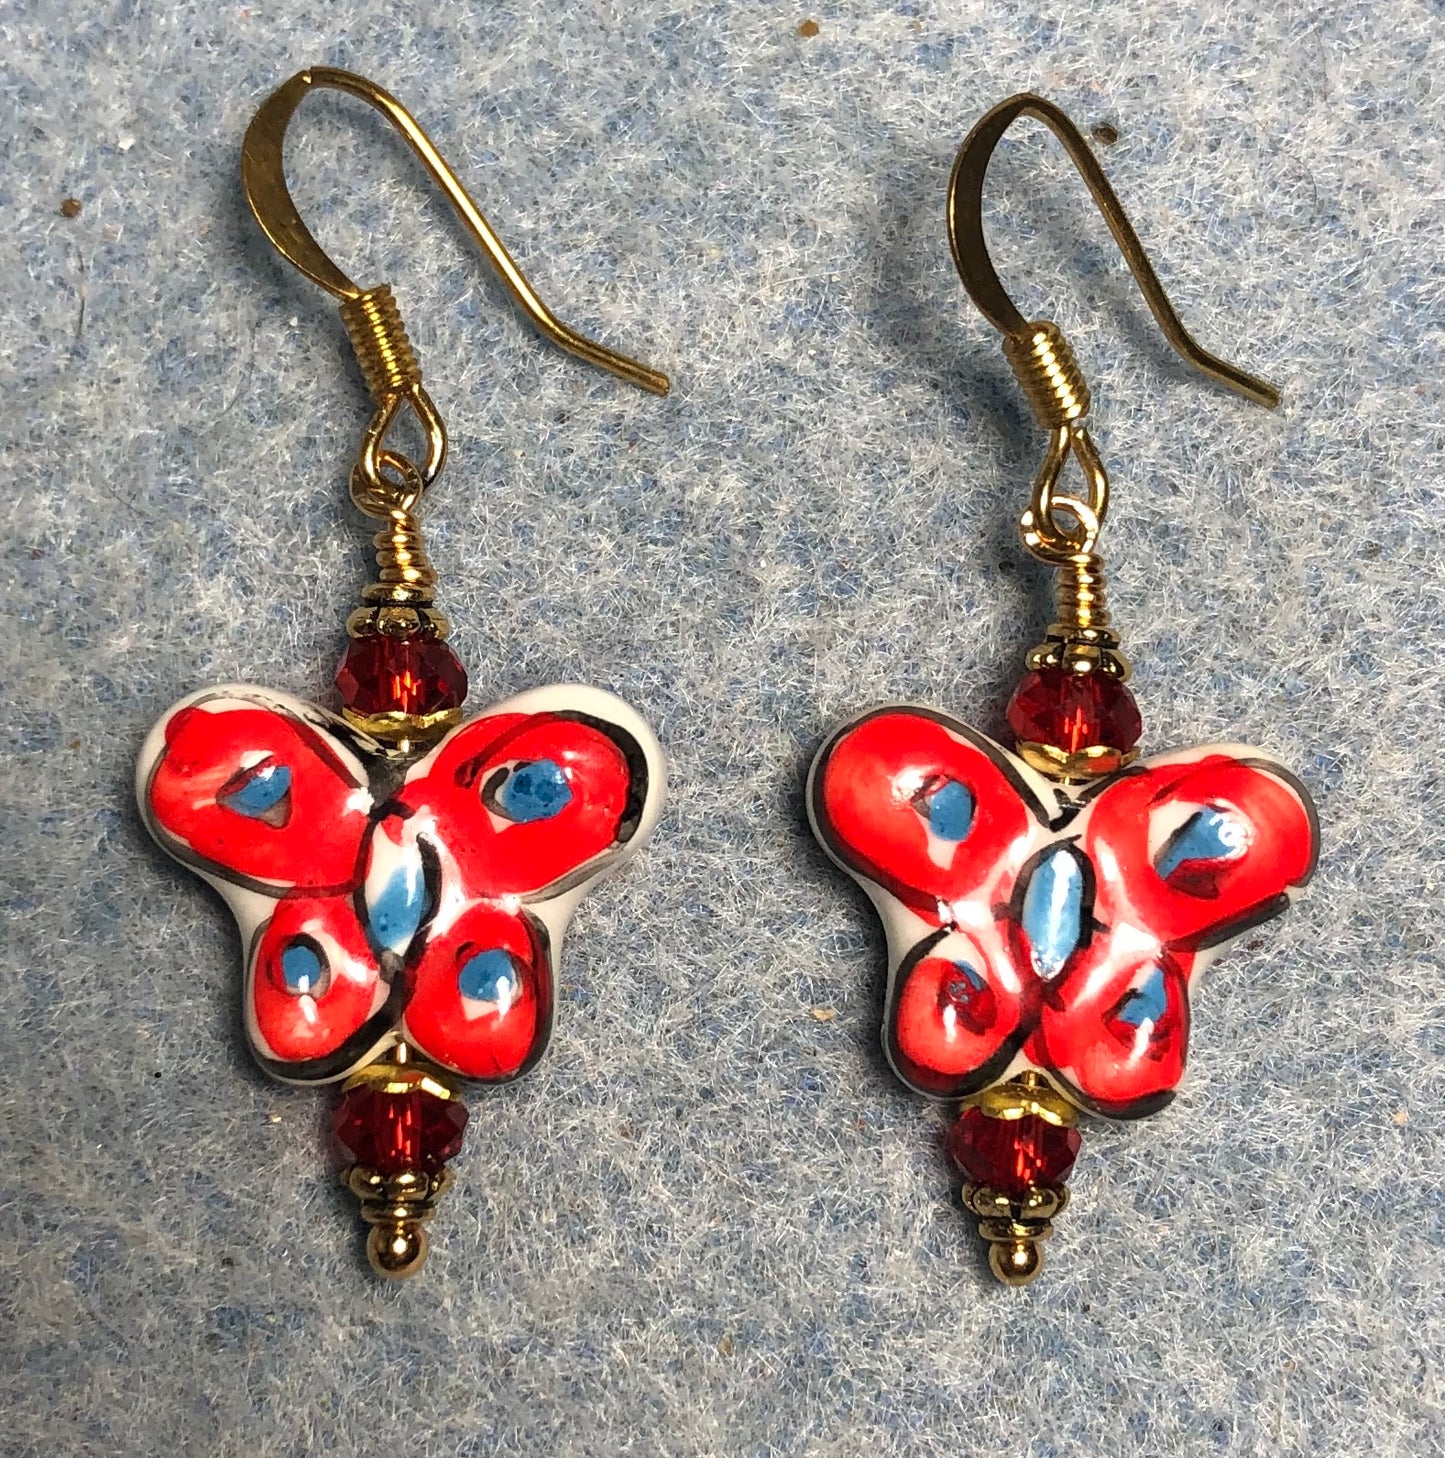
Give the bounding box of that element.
[948,1106,1080,1197]
[335,634,468,719]
[331,1083,468,1174]
[1006,665,1142,756]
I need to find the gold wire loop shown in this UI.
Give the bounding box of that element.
[1022,421,1109,561]
[351,392,442,516]
[349,451,425,519]
[240,66,671,509]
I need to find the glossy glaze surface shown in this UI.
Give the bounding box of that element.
[808,707,1319,1118]
[138,684,665,1084]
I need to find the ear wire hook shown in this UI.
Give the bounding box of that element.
[947,93,1278,407]
[946,93,1277,565]
[241,67,670,511]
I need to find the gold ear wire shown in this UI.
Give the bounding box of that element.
[945,94,1280,772]
[947,93,1277,569]
[947,92,1278,408]
[241,66,670,511]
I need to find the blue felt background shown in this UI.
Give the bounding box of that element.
[3,2,1442,1454]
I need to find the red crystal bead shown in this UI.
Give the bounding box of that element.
[948,1106,1080,1198]
[1006,665,1141,756]
[335,634,468,719]
[331,1083,468,1174]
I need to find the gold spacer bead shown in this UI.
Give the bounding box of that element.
[343,1161,455,1281]
[340,1060,460,1101]
[346,604,452,640]
[1016,740,1139,783]
[967,1072,1079,1126]
[1025,637,1131,681]
[340,704,463,747]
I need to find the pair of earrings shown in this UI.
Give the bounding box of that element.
[138,72,1319,1285]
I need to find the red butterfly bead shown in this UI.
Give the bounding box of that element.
[809,707,1319,1117]
[138,684,664,1084]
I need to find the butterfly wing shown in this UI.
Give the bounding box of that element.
[401,902,554,1082]
[138,686,394,1082]
[1026,937,1194,1117]
[1033,745,1319,1116]
[810,707,1053,922]
[379,684,666,1080]
[246,889,404,1082]
[809,708,1055,1098]
[140,687,373,895]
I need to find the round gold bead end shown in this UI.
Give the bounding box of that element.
[367,1221,429,1279]
[989,1238,1044,1286]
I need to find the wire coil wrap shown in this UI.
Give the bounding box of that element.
[339,285,423,401]
[336,283,447,506]
[363,506,438,604]
[1002,321,1091,429]
[1054,551,1110,635]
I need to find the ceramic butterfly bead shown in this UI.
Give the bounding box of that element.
[808,705,1319,1275]
[139,683,664,1082]
[138,682,665,1267]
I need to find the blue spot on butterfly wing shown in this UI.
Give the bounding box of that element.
[941,958,995,1035]
[492,759,573,824]
[458,948,519,1007]
[919,778,974,842]
[219,761,292,821]
[1156,807,1247,881]
[1020,847,1086,978]
[1114,965,1169,1028]
[948,960,985,994]
[279,940,326,996]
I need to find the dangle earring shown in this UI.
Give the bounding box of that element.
[807,95,1319,1285]
[136,70,668,1277]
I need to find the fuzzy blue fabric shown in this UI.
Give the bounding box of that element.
[3,2,1440,1454]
